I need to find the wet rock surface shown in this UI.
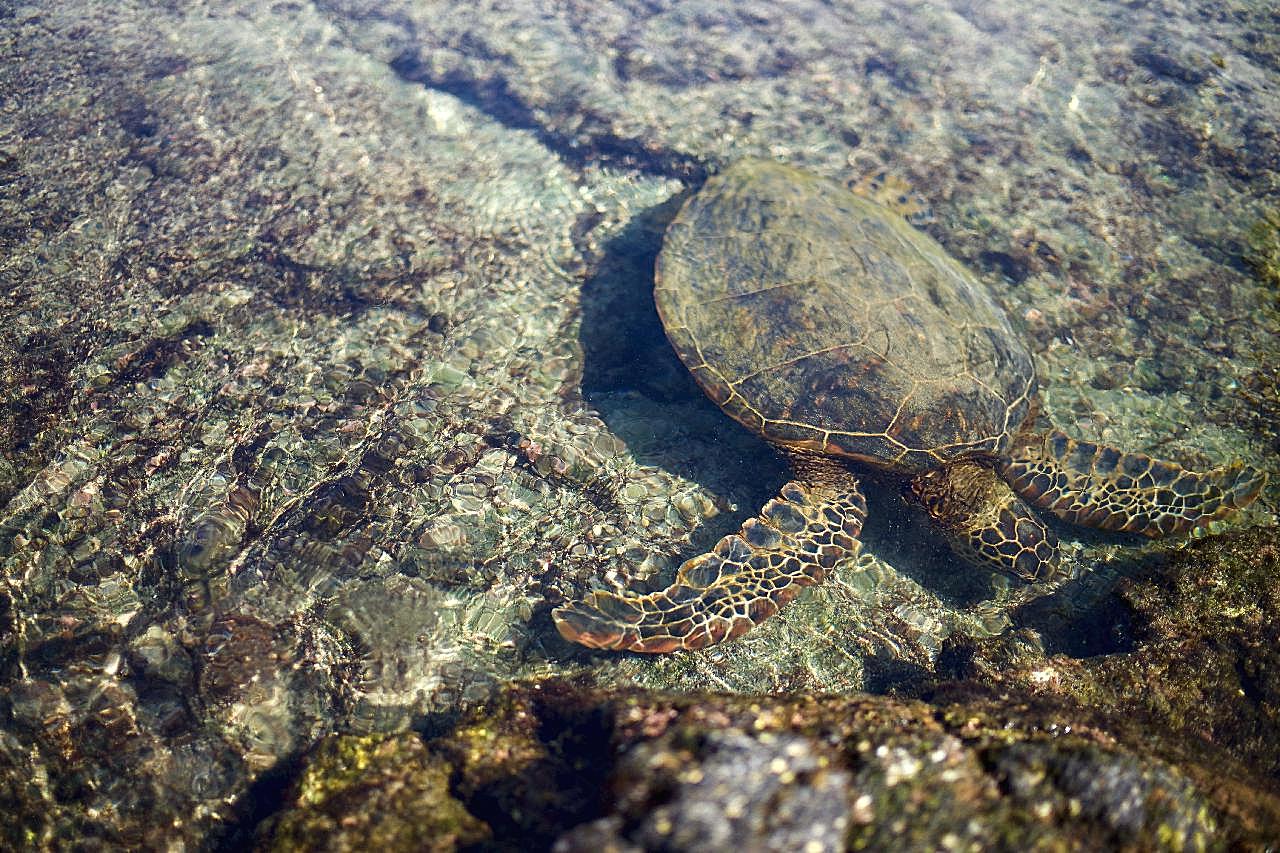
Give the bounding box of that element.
[255,661,1277,851]
[0,0,1277,848]
[933,528,1280,804]
[558,728,853,852]
[260,732,490,852]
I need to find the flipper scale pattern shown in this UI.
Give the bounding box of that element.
[1001,430,1266,538]
[553,479,866,653]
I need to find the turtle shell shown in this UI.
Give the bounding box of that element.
[655,159,1036,474]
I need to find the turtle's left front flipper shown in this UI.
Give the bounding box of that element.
[552,478,866,653]
[1000,430,1267,538]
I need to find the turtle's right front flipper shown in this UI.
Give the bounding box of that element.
[553,479,866,653]
[1001,430,1266,538]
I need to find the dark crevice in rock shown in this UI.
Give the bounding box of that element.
[0,331,84,470]
[212,755,304,853]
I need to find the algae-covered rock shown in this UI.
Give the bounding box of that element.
[263,733,489,852]
[379,680,1271,850]
[1081,530,1280,777]
[240,679,1261,850]
[590,693,1218,852]
[0,729,53,851]
[929,526,1280,840]
[429,687,612,849]
[558,728,851,852]
[935,529,1280,761]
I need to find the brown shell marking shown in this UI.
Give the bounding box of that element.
[656,159,1036,474]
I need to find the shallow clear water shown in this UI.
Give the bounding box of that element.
[1,0,1277,847]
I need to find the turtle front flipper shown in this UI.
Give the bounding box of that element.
[552,479,866,653]
[1000,430,1267,538]
[907,461,1062,583]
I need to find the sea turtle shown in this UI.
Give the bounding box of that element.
[553,159,1265,653]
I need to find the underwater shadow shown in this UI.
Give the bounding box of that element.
[577,192,695,413]
[576,190,788,556]
[1010,534,1152,658]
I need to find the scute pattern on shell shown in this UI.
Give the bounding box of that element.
[655,159,1037,473]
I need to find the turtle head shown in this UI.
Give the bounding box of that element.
[906,461,1062,583]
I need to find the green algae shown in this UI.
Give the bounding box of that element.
[1042,531,1277,775]
[1246,208,1280,292]
[263,733,489,852]
[1071,531,1280,794]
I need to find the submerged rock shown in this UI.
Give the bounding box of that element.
[931,527,1280,825]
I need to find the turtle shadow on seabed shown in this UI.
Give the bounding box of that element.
[857,482,998,605]
[864,482,1149,657]
[575,190,788,558]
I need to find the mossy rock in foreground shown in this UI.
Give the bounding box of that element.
[261,733,489,852]
[259,673,1278,851]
